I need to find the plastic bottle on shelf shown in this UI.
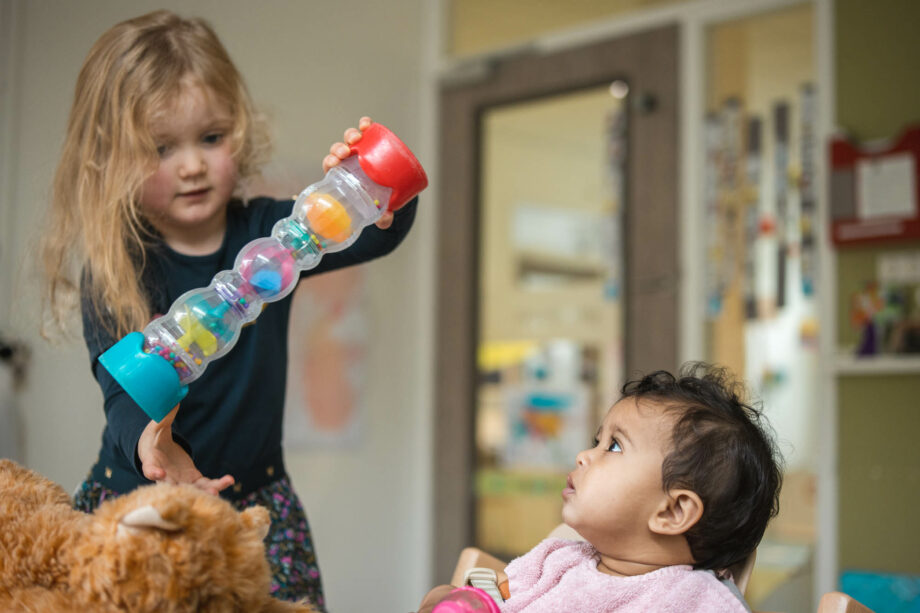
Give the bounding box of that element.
[100,123,427,422]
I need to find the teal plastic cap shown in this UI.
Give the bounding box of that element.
[99,332,189,422]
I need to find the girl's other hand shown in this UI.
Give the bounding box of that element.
[137,404,234,496]
[322,116,394,230]
[322,116,372,173]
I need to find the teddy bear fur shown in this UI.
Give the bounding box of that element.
[0,459,314,612]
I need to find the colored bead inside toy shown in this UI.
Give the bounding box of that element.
[275,218,322,266]
[145,339,194,379]
[237,239,297,300]
[305,192,353,243]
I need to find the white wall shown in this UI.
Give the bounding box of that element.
[0,1,435,610]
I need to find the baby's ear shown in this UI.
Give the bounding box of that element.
[649,489,703,536]
[241,505,271,540]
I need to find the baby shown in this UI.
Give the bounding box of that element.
[422,363,782,612]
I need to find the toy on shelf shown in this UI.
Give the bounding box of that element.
[100,123,427,422]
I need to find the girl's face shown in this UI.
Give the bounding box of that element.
[139,81,238,248]
[562,397,674,554]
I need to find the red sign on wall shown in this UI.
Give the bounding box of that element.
[830,125,920,246]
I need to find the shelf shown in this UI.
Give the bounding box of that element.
[516,250,607,282]
[833,353,920,376]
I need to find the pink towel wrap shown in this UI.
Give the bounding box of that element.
[502,538,749,612]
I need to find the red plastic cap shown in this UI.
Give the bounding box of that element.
[350,123,428,211]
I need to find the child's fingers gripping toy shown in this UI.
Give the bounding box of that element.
[100,123,428,422]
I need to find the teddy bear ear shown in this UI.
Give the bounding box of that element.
[117,504,182,537]
[241,506,271,540]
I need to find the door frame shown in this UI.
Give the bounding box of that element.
[433,24,680,581]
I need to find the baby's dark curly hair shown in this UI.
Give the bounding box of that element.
[621,362,783,571]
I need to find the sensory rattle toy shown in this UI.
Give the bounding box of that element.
[100,123,427,422]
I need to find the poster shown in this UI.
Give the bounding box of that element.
[284,267,367,448]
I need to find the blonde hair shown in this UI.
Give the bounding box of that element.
[42,10,270,340]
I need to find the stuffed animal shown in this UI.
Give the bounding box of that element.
[0,459,314,612]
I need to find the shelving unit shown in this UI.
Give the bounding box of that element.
[833,353,920,376]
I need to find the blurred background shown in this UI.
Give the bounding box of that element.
[1,0,918,611]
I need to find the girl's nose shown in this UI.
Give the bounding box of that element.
[178,148,207,178]
[576,448,591,467]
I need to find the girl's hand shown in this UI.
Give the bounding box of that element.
[137,404,234,496]
[322,116,394,230]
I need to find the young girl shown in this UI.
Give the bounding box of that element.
[420,364,782,612]
[41,11,418,611]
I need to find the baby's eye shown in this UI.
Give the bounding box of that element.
[202,132,224,145]
[592,437,600,448]
[607,439,622,453]
[156,144,170,157]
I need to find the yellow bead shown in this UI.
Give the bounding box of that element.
[175,309,219,357]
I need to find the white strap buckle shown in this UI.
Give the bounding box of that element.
[463,567,504,603]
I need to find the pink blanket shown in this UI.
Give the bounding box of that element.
[502,538,749,612]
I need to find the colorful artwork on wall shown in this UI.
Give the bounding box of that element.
[284,267,367,448]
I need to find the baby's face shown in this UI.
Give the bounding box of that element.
[562,397,675,552]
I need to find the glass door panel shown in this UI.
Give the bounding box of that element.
[474,85,627,558]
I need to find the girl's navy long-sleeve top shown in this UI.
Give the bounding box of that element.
[81,196,416,499]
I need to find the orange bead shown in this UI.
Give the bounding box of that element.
[306,193,352,243]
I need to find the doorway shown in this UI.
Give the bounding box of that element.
[433,24,679,580]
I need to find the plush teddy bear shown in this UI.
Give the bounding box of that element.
[0,459,315,612]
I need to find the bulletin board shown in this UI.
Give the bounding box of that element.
[830,125,920,246]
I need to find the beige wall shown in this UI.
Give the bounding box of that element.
[448,0,685,56]
[0,1,432,610]
[836,0,920,141]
